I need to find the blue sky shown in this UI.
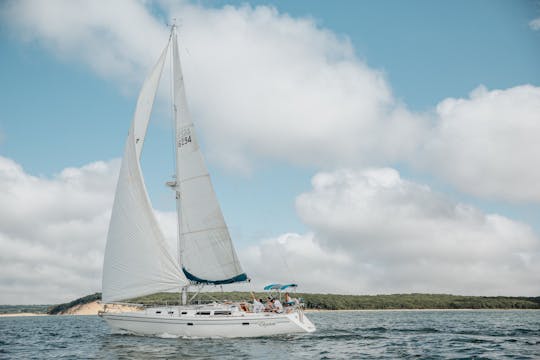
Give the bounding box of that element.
[0,0,539,302]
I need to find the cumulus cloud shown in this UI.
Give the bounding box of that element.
[1,0,168,89]
[529,17,540,30]
[0,157,120,304]
[420,85,540,202]
[168,3,427,170]
[0,154,190,304]
[1,0,426,172]
[242,168,540,295]
[3,1,540,203]
[1,155,539,303]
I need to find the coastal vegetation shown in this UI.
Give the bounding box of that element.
[48,292,540,313]
[129,292,540,310]
[9,292,537,315]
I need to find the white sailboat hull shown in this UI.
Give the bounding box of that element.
[100,306,315,338]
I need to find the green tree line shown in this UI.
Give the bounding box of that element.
[45,292,540,314]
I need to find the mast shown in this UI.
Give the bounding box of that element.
[170,23,183,268]
[166,24,189,303]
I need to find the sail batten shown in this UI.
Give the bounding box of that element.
[172,31,247,284]
[102,40,186,303]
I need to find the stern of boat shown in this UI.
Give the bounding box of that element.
[287,308,316,333]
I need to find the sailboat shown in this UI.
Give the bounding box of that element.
[99,25,316,338]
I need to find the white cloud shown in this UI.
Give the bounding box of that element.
[242,232,356,294]
[1,0,168,90]
[0,157,119,304]
[3,1,539,203]
[242,168,540,295]
[421,85,540,202]
[168,3,427,170]
[0,155,185,304]
[529,18,540,30]
[1,156,538,303]
[1,0,426,173]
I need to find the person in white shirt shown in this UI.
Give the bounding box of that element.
[272,298,283,313]
[250,292,265,313]
[252,298,264,313]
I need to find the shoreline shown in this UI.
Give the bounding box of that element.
[0,313,49,317]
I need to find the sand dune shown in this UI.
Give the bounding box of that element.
[57,301,142,315]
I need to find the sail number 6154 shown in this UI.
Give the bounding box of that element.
[178,135,192,148]
[178,127,192,148]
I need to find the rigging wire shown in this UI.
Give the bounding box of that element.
[276,237,296,286]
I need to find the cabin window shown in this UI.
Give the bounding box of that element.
[187,322,193,326]
[214,311,232,316]
[181,311,187,315]
[155,311,161,314]
[242,322,250,326]
[168,311,174,314]
[196,311,211,315]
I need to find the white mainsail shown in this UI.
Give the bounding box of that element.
[171,31,247,284]
[102,40,186,303]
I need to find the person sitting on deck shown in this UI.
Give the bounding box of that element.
[284,292,298,306]
[265,297,274,312]
[253,299,264,313]
[272,298,283,313]
[250,292,265,313]
[284,292,291,303]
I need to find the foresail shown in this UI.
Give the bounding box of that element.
[172,32,247,284]
[102,41,186,303]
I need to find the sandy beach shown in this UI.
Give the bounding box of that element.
[0,313,48,317]
[0,301,141,317]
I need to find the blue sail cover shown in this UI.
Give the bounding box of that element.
[183,267,247,285]
[280,284,298,290]
[264,283,298,291]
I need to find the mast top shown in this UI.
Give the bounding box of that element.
[168,18,180,36]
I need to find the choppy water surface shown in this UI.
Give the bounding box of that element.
[1,310,539,359]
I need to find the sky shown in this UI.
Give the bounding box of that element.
[0,0,539,304]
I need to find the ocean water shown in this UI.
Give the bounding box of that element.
[1,310,539,359]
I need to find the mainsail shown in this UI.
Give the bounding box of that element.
[171,31,247,284]
[102,40,186,303]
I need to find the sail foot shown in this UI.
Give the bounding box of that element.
[182,267,248,285]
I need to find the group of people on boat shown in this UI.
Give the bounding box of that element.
[248,292,300,313]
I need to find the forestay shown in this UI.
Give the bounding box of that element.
[102,40,186,303]
[171,31,247,284]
